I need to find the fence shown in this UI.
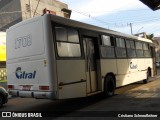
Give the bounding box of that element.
[0,68,7,89]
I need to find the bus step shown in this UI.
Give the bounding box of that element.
[87,91,101,96]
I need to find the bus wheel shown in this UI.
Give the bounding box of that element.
[103,75,115,98]
[143,70,150,84]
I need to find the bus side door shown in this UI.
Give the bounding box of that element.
[83,37,99,94]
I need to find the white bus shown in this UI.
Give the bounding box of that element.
[7,14,156,99]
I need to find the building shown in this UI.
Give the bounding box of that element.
[0,0,70,31]
[0,32,6,62]
[0,32,7,88]
[154,37,160,62]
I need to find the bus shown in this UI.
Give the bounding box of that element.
[6,14,156,99]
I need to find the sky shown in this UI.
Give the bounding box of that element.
[59,0,160,37]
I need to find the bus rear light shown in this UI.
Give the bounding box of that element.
[8,85,14,89]
[39,86,49,90]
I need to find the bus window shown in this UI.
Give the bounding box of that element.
[130,40,135,49]
[126,40,130,48]
[143,43,151,57]
[57,42,81,57]
[116,38,125,48]
[136,42,144,57]
[101,35,111,46]
[67,28,79,43]
[55,27,67,41]
[126,40,136,58]
[55,27,81,57]
[143,43,149,50]
[115,38,126,58]
[100,35,115,58]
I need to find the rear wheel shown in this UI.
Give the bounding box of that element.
[103,75,115,98]
[143,69,150,84]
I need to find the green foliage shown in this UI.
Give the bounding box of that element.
[146,34,154,40]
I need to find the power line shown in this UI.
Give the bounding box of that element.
[78,9,150,13]
[72,9,114,26]
[70,6,160,35]
[70,7,160,29]
[33,0,40,17]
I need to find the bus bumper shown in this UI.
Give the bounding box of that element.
[8,90,56,99]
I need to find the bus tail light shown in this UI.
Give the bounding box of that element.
[39,86,49,90]
[8,85,14,89]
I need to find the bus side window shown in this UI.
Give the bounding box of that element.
[126,40,136,58]
[100,35,115,58]
[55,26,81,57]
[67,28,79,43]
[143,43,151,58]
[135,42,144,58]
[115,37,126,58]
[150,45,156,58]
[55,27,67,41]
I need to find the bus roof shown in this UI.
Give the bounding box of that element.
[49,14,152,43]
[7,14,152,44]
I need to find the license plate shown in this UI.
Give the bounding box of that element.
[22,85,31,91]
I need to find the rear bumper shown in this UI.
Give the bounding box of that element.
[9,90,56,100]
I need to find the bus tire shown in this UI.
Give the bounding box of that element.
[143,69,150,84]
[103,75,115,98]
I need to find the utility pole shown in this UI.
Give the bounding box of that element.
[128,23,133,35]
[29,0,32,18]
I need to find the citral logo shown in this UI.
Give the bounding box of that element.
[15,67,36,79]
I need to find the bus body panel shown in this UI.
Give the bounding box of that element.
[57,60,86,99]
[7,60,49,86]
[128,59,138,73]
[7,15,57,99]
[100,59,117,76]
[144,58,153,76]
[100,58,152,87]
[116,59,129,75]
[7,19,45,60]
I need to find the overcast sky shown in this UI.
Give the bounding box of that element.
[59,0,160,37]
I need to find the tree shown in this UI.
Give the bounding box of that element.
[146,33,159,46]
[146,34,154,40]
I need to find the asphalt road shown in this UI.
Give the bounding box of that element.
[1,68,160,119]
